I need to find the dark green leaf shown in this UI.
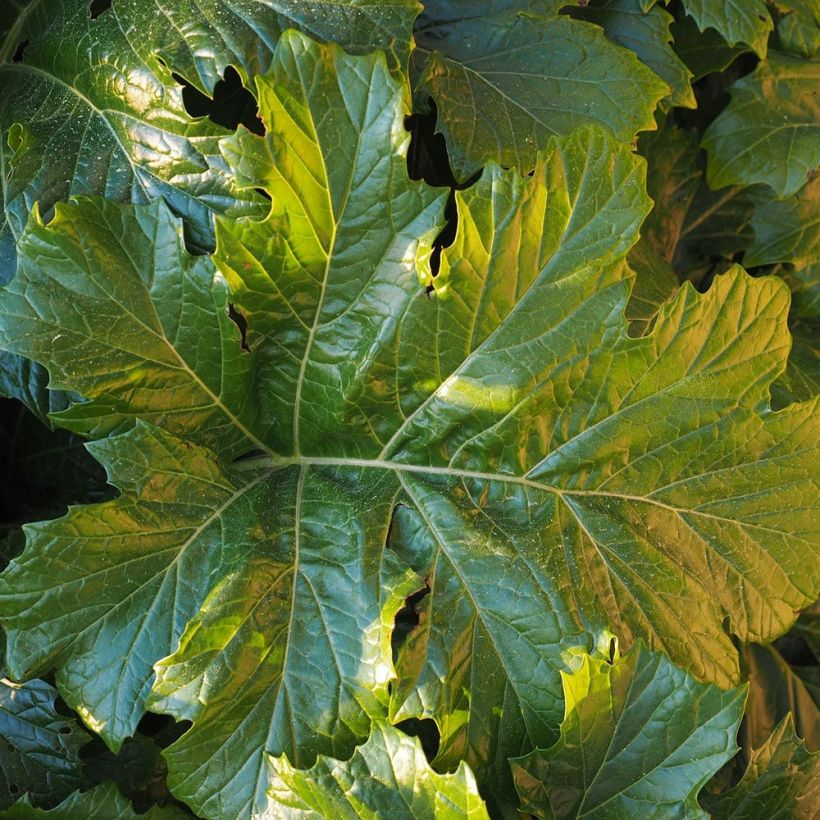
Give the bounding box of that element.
[0,781,189,818]
[0,678,88,810]
[680,0,773,57]
[671,13,750,80]
[413,4,669,178]
[702,50,820,197]
[703,715,819,818]
[0,0,265,266]
[745,176,820,269]
[511,643,746,819]
[570,0,695,108]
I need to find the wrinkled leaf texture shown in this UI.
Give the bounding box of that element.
[0,29,817,820]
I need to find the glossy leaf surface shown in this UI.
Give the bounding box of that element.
[0,29,818,820]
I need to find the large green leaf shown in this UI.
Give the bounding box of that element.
[511,643,746,819]
[0,31,818,818]
[412,2,669,178]
[0,781,189,819]
[702,50,820,197]
[265,721,489,818]
[702,715,820,819]
[0,678,88,810]
[680,0,773,57]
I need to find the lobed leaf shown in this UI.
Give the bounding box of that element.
[0,678,88,810]
[702,50,820,197]
[703,715,820,819]
[265,721,489,818]
[0,31,817,819]
[412,2,669,179]
[511,643,746,819]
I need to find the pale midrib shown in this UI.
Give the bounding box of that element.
[232,454,784,533]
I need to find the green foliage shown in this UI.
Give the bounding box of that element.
[0,0,817,817]
[511,644,746,818]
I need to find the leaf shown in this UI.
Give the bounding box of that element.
[670,13,750,80]
[740,642,820,752]
[772,0,820,58]
[0,781,189,819]
[0,198,261,460]
[680,0,773,58]
[0,0,265,270]
[745,176,820,269]
[570,0,695,109]
[625,242,679,336]
[116,0,422,92]
[0,32,818,817]
[265,721,490,818]
[412,3,669,179]
[81,732,175,812]
[510,643,747,819]
[771,315,820,407]
[0,678,88,810]
[702,50,820,197]
[702,715,820,818]
[638,123,754,277]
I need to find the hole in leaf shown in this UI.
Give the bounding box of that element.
[395,718,440,762]
[89,0,112,18]
[228,303,250,352]
[178,67,265,135]
[8,784,19,795]
[12,40,28,63]
[58,726,72,735]
[255,187,272,202]
[406,101,480,283]
[391,582,430,660]
[608,637,617,664]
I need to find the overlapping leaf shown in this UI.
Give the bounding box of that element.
[0,0,265,267]
[703,715,820,819]
[570,0,695,109]
[0,30,817,820]
[511,644,746,818]
[702,50,820,197]
[1,781,189,819]
[679,0,773,57]
[412,1,669,178]
[265,721,489,818]
[0,678,88,810]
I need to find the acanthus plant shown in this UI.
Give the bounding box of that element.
[0,1,817,818]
